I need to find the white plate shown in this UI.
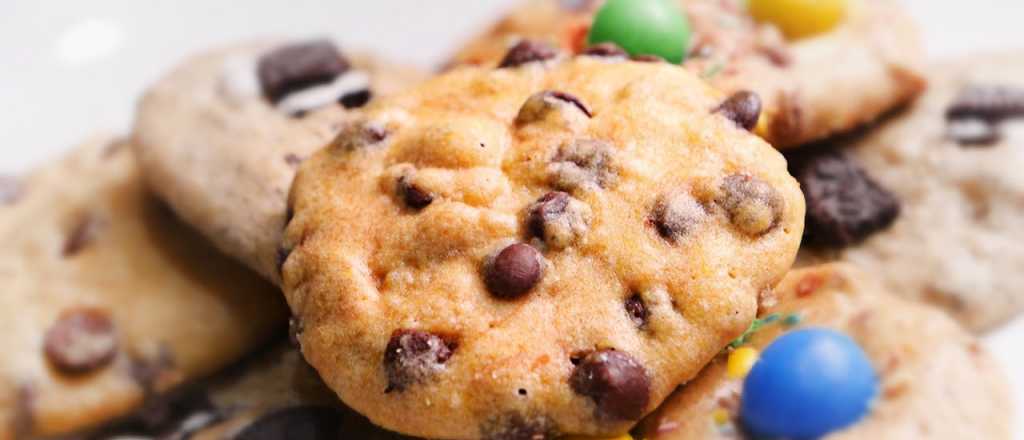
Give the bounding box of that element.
[0,0,1020,437]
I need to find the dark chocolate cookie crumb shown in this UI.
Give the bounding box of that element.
[946,84,1024,122]
[794,150,900,247]
[258,40,350,103]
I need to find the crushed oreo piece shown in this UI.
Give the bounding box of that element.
[499,40,559,68]
[793,150,900,247]
[947,118,1001,146]
[258,40,350,103]
[946,84,1024,122]
[339,89,372,109]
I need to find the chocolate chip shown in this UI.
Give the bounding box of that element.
[481,413,556,440]
[485,244,543,299]
[339,89,372,109]
[947,118,1001,146]
[498,40,559,68]
[44,308,117,374]
[258,40,350,103]
[0,175,23,205]
[624,295,648,328]
[581,43,628,59]
[650,191,706,242]
[383,330,455,393]
[516,91,593,127]
[946,84,1024,122]
[284,153,304,168]
[716,174,784,237]
[549,139,616,191]
[330,121,389,152]
[234,406,344,440]
[631,54,666,63]
[276,246,292,275]
[794,151,900,247]
[62,214,105,257]
[397,175,434,210]
[526,191,590,249]
[570,350,651,421]
[714,91,762,131]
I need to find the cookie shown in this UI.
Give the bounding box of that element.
[0,136,287,439]
[79,344,411,440]
[448,0,926,148]
[637,263,1012,439]
[281,51,805,438]
[132,40,426,283]
[797,52,1024,332]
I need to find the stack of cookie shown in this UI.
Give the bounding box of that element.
[2,0,1018,439]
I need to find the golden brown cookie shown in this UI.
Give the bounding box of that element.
[133,40,426,284]
[637,264,1011,439]
[449,0,926,148]
[281,52,804,438]
[0,136,286,439]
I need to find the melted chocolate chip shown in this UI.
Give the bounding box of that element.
[651,191,706,242]
[549,139,617,191]
[62,214,105,257]
[339,89,373,109]
[716,174,784,237]
[258,40,350,103]
[526,191,590,249]
[498,40,559,68]
[330,121,389,151]
[947,118,1001,146]
[234,406,345,440]
[516,91,593,126]
[0,175,23,205]
[946,84,1024,122]
[714,91,762,131]
[384,330,455,393]
[793,151,900,247]
[397,175,434,210]
[485,244,544,299]
[631,54,666,63]
[44,308,118,374]
[581,43,628,59]
[570,350,651,421]
[624,295,648,328]
[482,413,556,440]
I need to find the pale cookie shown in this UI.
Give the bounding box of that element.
[796,52,1024,332]
[82,344,411,440]
[281,52,805,438]
[0,136,286,439]
[133,40,426,283]
[637,264,1012,440]
[448,0,926,148]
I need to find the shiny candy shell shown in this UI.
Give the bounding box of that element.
[586,0,691,64]
[740,328,877,439]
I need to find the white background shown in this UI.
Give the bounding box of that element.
[1,1,1021,436]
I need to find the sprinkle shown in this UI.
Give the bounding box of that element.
[728,313,780,348]
[712,408,731,426]
[701,61,725,80]
[727,347,760,379]
[783,313,802,327]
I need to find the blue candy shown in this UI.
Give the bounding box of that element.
[740,328,878,439]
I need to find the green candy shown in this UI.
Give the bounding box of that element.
[587,0,691,64]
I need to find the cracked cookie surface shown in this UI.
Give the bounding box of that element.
[282,53,803,438]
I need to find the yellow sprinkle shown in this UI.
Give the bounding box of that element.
[753,110,770,138]
[727,346,760,379]
[712,408,731,426]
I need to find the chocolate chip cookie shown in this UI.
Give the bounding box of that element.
[133,40,426,284]
[281,51,805,438]
[448,0,926,148]
[798,52,1024,332]
[0,136,287,439]
[637,264,1011,439]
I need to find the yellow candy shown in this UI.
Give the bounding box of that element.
[712,408,731,426]
[747,0,848,39]
[727,346,760,379]
[564,435,633,440]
